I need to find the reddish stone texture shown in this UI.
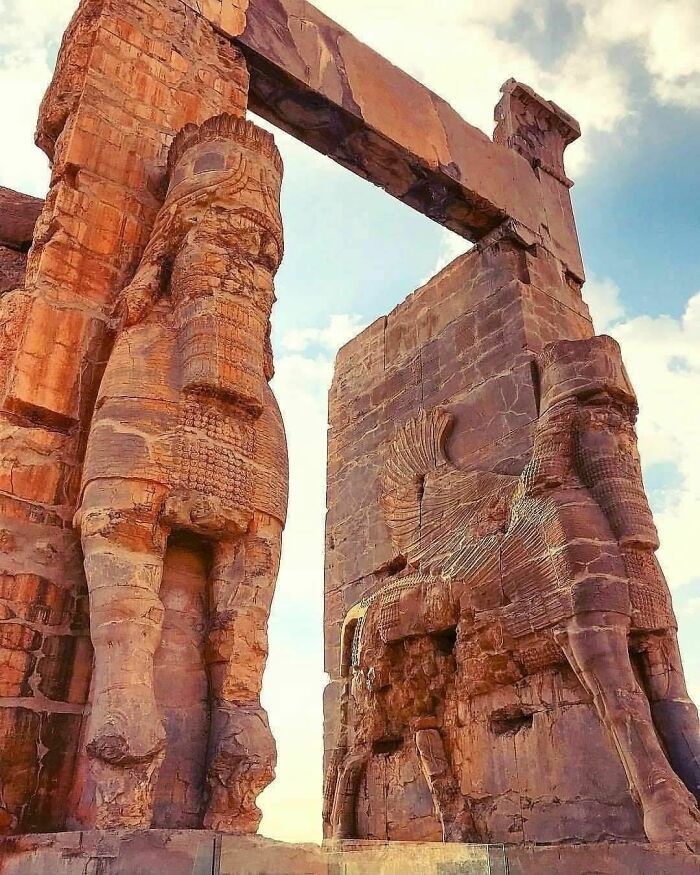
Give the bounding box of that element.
[0,0,697,858]
[329,341,700,844]
[324,238,604,845]
[72,114,287,831]
[6,0,250,429]
[237,2,584,279]
[0,187,43,251]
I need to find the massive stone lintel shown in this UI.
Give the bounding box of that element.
[201,0,584,278]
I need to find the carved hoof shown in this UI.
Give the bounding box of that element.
[443,808,477,843]
[204,747,272,835]
[91,755,164,830]
[203,807,260,835]
[644,785,700,843]
[87,707,166,766]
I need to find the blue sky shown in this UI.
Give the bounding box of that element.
[1,0,699,844]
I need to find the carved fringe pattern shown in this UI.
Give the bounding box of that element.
[500,496,573,638]
[168,113,283,175]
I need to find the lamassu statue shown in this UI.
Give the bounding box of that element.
[328,335,700,844]
[75,115,288,831]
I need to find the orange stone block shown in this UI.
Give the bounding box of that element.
[3,300,95,427]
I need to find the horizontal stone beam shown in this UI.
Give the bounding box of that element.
[184,0,584,275]
[234,0,547,243]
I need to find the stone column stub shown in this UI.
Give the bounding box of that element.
[495,78,581,186]
[495,78,584,284]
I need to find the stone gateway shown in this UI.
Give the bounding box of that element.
[0,1,698,873]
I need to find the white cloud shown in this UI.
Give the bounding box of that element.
[0,0,78,195]
[280,314,366,355]
[584,278,700,590]
[311,0,633,174]
[584,275,626,332]
[3,0,699,203]
[426,229,473,282]
[260,317,367,842]
[575,0,700,110]
[682,598,700,618]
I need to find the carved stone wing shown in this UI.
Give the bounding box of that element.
[381,407,517,579]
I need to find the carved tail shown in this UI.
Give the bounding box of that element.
[380,407,454,560]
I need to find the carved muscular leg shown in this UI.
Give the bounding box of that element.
[77,479,168,828]
[203,514,280,833]
[331,747,370,839]
[558,611,700,842]
[637,630,700,803]
[416,728,476,842]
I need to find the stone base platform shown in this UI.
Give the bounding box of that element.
[0,832,697,875]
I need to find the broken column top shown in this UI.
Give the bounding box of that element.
[494,79,581,185]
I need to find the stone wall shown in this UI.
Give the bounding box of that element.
[0,188,42,295]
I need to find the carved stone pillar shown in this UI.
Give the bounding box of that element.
[0,0,251,834]
[495,78,584,284]
[73,114,288,831]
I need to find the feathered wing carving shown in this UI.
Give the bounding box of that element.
[381,408,518,579]
[380,407,454,558]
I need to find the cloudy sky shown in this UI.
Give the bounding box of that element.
[1,0,699,844]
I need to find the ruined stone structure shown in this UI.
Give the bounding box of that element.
[73,113,287,832]
[323,85,700,852]
[0,0,698,872]
[0,0,280,836]
[327,336,700,845]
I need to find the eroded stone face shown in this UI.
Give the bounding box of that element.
[0,0,257,836]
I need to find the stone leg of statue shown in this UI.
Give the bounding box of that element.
[415,728,476,843]
[203,517,280,833]
[77,479,169,829]
[331,747,370,840]
[558,610,700,843]
[637,630,700,803]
